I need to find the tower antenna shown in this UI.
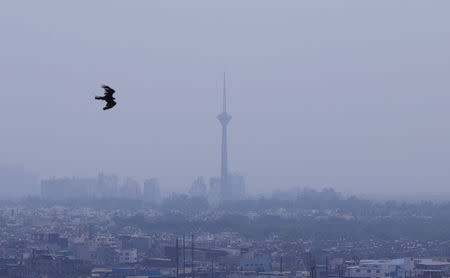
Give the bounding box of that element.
[223,72,227,112]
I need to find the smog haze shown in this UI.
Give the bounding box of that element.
[1,1,450,198]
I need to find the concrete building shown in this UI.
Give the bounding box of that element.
[347,259,414,278]
[208,177,221,206]
[119,248,138,264]
[91,172,118,198]
[96,246,119,265]
[41,177,95,200]
[228,172,246,200]
[415,259,450,278]
[241,254,272,272]
[189,176,207,198]
[144,178,161,204]
[41,174,119,200]
[120,235,152,252]
[120,177,142,199]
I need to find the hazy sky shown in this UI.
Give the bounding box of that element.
[1,1,450,197]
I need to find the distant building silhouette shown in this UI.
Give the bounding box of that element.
[120,177,142,200]
[228,172,246,200]
[41,173,120,200]
[41,177,95,200]
[144,178,161,205]
[207,177,221,206]
[189,176,207,198]
[91,172,119,198]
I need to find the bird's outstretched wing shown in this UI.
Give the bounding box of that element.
[103,99,117,110]
[102,85,115,97]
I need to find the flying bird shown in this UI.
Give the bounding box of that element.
[95,85,117,110]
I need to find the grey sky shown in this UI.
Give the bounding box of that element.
[1,1,450,197]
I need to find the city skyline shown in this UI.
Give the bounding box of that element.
[1,2,450,278]
[1,1,450,198]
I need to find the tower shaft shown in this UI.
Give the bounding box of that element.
[221,123,228,192]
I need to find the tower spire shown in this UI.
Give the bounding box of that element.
[223,72,227,113]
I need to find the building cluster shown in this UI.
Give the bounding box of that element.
[40,173,161,204]
[189,174,246,205]
[40,171,246,205]
[0,205,450,278]
[2,77,447,278]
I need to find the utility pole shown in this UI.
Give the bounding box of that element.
[306,251,316,278]
[280,256,283,273]
[192,234,195,278]
[211,255,214,278]
[183,235,186,278]
[176,238,179,278]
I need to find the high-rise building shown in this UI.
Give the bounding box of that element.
[228,172,245,200]
[189,176,207,198]
[41,174,119,200]
[217,73,232,201]
[144,178,161,204]
[207,177,221,206]
[91,172,118,198]
[120,177,141,199]
[41,177,95,200]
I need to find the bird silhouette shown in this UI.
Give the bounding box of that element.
[95,85,117,110]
